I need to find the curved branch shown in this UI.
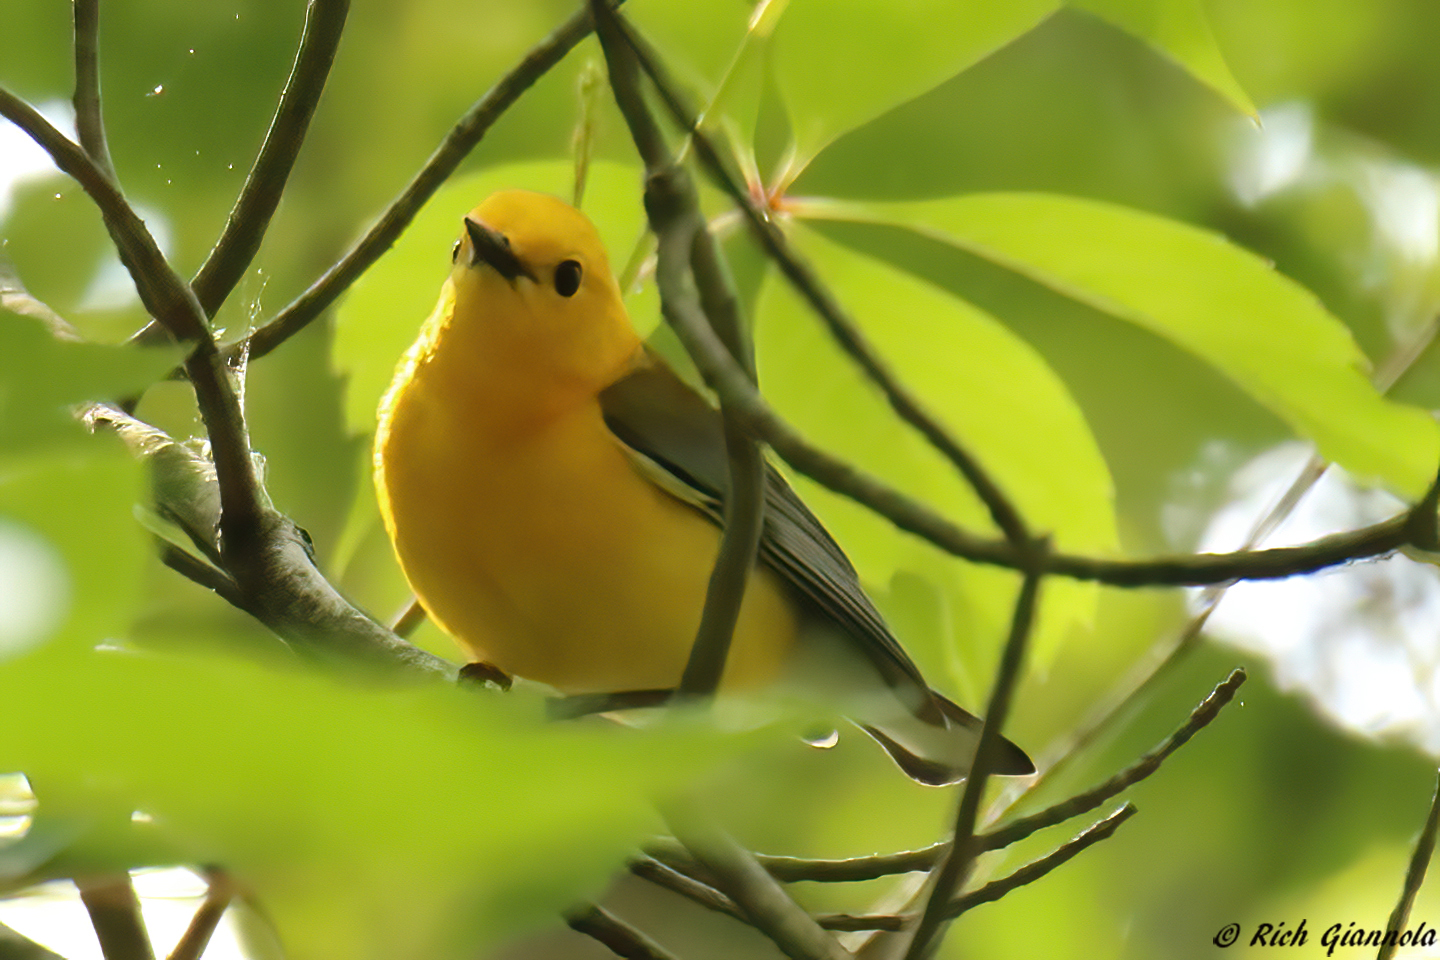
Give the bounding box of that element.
[565,903,682,960]
[948,803,1137,919]
[190,0,351,317]
[72,0,114,179]
[1379,770,1440,960]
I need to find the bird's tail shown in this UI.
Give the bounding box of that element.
[859,691,1034,786]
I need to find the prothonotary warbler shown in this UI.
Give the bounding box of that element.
[374,190,1033,784]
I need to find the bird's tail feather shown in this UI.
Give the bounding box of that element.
[859,690,1034,786]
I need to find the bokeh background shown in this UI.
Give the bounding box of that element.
[5,1,1440,957]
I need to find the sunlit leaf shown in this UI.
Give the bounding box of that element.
[768,0,1058,175]
[1069,0,1257,117]
[755,226,1114,676]
[804,194,1440,498]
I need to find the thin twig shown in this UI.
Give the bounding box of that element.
[238,1,613,364]
[981,668,1246,853]
[646,805,1135,936]
[904,549,1046,960]
[630,856,747,924]
[564,902,682,960]
[666,802,854,960]
[166,870,232,960]
[949,803,1136,918]
[76,874,155,960]
[608,13,1030,547]
[189,0,351,318]
[1377,770,1440,960]
[813,804,1138,932]
[71,0,114,179]
[644,837,948,884]
[159,540,245,607]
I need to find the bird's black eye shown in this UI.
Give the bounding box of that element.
[451,239,461,264]
[554,259,582,297]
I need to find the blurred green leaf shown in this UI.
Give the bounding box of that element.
[0,444,148,663]
[805,194,1440,498]
[0,644,725,960]
[1070,0,1257,116]
[0,311,180,455]
[769,0,1058,174]
[755,226,1114,676]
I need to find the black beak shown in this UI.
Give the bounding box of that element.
[463,217,533,282]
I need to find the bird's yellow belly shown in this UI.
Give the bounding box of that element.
[376,389,797,694]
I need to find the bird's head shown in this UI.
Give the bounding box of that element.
[449,190,641,393]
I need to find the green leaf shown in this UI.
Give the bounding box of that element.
[806,194,1440,498]
[768,0,1059,174]
[1069,0,1257,117]
[0,310,181,454]
[754,227,1114,677]
[1,644,724,960]
[0,445,148,663]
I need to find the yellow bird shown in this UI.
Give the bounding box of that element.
[374,190,1032,784]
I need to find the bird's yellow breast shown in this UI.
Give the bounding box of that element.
[375,316,797,695]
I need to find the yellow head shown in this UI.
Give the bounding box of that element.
[445,190,641,400]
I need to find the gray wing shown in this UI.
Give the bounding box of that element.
[597,353,936,706]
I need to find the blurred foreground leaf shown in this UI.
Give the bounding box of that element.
[2,646,724,960]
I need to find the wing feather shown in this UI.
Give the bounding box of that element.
[598,352,934,702]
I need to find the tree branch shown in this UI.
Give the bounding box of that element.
[71,0,115,179]
[1378,770,1440,960]
[85,403,454,677]
[806,804,1138,933]
[980,668,1245,853]
[189,0,351,318]
[0,920,65,960]
[165,870,232,960]
[904,546,1046,960]
[629,855,748,923]
[645,665,1243,896]
[237,1,613,364]
[564,903,682,960]
[665,803,854,960]
[76,874,155,960]
[948,803,1136,919]
[594,0,766,699]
